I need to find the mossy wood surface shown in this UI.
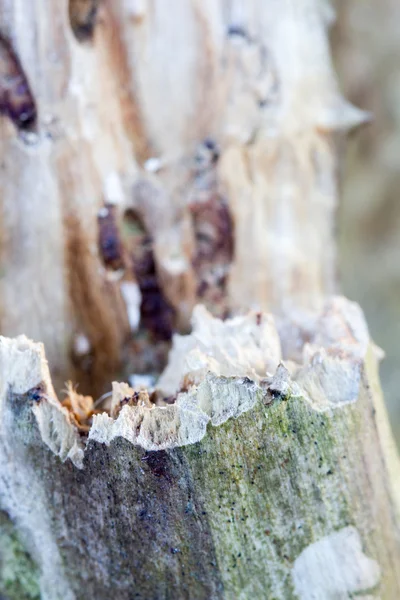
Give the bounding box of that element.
[0,349,399,600]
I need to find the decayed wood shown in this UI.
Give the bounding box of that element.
[0,0,367,395]
[0,297,400,599]
[0,1,399,600]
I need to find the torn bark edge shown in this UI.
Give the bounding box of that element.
[0,336,84,468]
[0,296,378,470]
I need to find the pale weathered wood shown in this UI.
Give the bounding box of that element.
[0,0,367,394]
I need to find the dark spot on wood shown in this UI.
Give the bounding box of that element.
[227,25,248,39]
[202,138,220,163]
[15,383,46,405]
[97,204,125,272]
[69,0,102,42]
[268,387,287,402]
[190,194,234,318]
[124,209,175,342]
[27,386,45,403]
[143,450,173,482]
[134,413,144,437]
[163,395,176,405]
[194,138,221,171]
[0,34,37,132]
[7,383,48,421]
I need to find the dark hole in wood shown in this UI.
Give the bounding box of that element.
[123,208,175,343]
[0,34,37,132]
[69,0,101,42]
[189,138,235,319]
[97,204,125,272]
[190,194,234,319]
[227,25,248,39]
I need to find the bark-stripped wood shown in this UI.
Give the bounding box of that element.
[0,0,367,394]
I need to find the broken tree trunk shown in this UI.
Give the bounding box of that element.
[0,0,367,394]
[1,302,400,599]
[0,1,399,599]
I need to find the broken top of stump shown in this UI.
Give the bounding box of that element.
[0,296,378,469]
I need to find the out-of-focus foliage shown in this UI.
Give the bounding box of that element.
[332,0,400,443]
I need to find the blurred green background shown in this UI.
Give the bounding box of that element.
[333,1,400,443]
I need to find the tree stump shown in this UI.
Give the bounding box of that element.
[0,1,399,599]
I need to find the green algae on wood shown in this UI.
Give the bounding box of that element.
[0,512,40,600]
[0,301,400,598]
